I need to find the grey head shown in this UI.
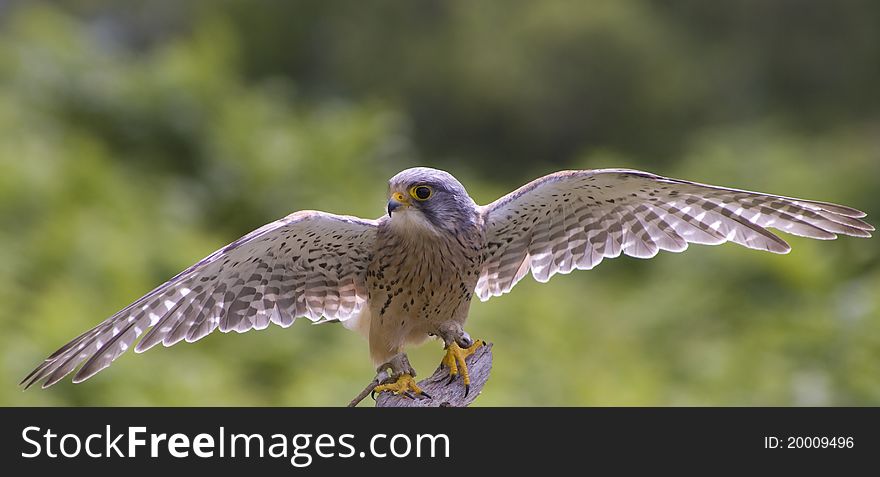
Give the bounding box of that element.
[385,167,478,235]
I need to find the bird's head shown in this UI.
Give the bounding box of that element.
[386,167,478,236]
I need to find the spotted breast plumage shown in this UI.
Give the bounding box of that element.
[23,167,873,400]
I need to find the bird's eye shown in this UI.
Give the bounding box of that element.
[410,185,433,201]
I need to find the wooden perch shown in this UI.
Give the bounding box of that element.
[347,343,493,407]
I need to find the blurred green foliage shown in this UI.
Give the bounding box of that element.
[1,1,878,406]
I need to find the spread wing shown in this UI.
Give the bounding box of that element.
[476,169,872,300]
[23,211,377,388]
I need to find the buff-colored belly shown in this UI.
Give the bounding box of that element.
[365,260,479,363]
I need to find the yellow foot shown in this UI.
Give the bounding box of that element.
[372,374,430,400]
[441,339,485,395]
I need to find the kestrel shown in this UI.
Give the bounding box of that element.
[23,167,873,399]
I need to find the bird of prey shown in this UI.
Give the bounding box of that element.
[22,167,873,399]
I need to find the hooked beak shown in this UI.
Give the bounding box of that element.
[387,192,410,216]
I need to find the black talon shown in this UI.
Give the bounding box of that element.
[464,384,470,397]
[370,389,377,400]
[446,373,456,385]
[403,391,416,400]
[421,391,432,399]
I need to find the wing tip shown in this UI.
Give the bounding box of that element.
[767,236,792,253]
[827,204,869,218]
[19,366,42,388]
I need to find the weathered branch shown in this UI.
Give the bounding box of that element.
[346,370,389,408]
[347,343,493,407]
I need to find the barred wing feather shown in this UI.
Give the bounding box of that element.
[476,169,872,300]
[22,211,377,388]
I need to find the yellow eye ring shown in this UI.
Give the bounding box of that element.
[409,185,433,201]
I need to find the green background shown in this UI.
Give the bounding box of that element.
[2,1,878,406]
